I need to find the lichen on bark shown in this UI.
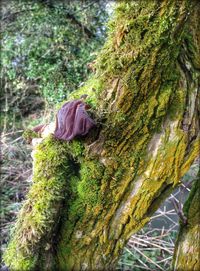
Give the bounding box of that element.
[3,0,200,270]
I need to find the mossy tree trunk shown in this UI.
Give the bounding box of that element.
[4,1,200,270]
[172,171,200,271]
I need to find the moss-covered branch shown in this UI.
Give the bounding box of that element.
[3,0,200,270]
[172,171,200,271]
[3,136,84,270]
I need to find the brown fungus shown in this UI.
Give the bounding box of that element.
[54,99,96,141]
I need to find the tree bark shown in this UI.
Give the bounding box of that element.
[3,1,200,270]
[172,171,200,271]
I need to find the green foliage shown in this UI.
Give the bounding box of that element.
[1,0,108,119]
[68,76,106,108]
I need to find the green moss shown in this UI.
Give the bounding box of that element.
[183,171,200,220]
[3,238,36,271]
[65,139,85,160]
[168,87,186,119]
[77,160,104,206]
[3,135,72,270]
[56,159,106,265]
[68,75,105,108]
[23,129,39,142]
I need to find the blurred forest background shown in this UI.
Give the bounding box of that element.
[0,1,199,270]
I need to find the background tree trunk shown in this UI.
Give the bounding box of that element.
[4,1,200,270]
[172,171,200,271]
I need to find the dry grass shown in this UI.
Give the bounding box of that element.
[0,129,32,255]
